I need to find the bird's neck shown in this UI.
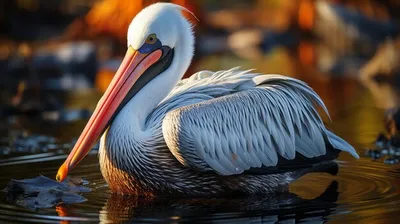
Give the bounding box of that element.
[113,19,194,134]
[100,17,195,193]
[101,18,194,188]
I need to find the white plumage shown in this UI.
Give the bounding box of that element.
[161,68,358,176]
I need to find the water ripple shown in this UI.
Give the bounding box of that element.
[0,151,399,223]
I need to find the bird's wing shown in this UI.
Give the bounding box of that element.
[161,68,359,175]
[147,68,258,128]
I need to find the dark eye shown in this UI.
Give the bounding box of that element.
[146,34,157,44]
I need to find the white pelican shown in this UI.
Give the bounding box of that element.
[56,3,359,196]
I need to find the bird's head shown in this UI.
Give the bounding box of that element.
[56,3,195,182]
[128,3,181,51]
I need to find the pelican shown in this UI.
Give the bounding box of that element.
[56,3,359,196]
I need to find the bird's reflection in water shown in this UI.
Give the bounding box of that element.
[98,181,339,223]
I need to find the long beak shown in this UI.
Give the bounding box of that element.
[56,46,162,182]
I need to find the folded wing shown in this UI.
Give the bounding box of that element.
[161,68,359,175]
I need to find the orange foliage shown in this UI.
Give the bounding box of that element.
[298,41,314,66]
[298,0,314,30]
[96,69,115,93]
[85,0,199,42]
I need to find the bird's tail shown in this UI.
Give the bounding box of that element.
[326,130,360,159]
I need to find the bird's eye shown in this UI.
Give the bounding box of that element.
[145,34,157,44]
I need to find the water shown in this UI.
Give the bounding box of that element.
[1,52,400,223]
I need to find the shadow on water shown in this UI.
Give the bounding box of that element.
[95,181,339,223]
[2,177,340,223]
[1,155,399,223]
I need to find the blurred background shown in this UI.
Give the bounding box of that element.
[1,1,400,222]
[0,0,400,156]
[0,0,399,123]
[0,0,398,118]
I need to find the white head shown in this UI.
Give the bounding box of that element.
[57,3,196,182]
[129,4,187,47]
[128,3,195,65]
[127,3,195,82]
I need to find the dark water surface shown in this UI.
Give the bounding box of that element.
[1,55,400,223]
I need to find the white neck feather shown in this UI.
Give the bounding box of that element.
[109,15,194,141]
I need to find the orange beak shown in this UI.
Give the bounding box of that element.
[56,46,162,182]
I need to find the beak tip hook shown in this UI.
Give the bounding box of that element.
[56,162,68,182]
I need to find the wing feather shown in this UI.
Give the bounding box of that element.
[160,68,358,175]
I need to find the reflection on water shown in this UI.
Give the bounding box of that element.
[98,181,339,223]
[1,153,400,223]
[1,46,400,222]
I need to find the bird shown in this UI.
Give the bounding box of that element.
[56,3,359,196]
